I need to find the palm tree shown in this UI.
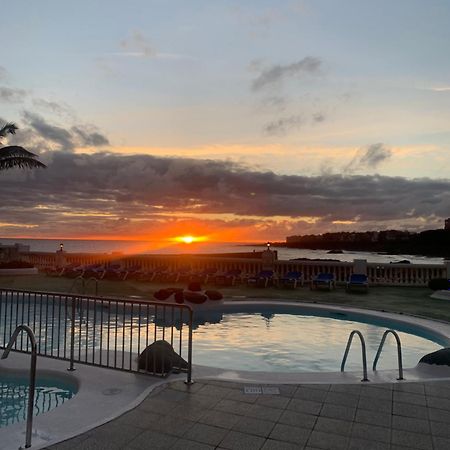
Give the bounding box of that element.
[0,122,46,171]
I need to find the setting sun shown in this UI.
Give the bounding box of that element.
[174,235,206,244]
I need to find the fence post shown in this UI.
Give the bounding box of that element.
[68,297,76,371]
[446,260,450,279]
[185,308,194,385]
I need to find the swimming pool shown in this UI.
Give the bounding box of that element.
[188,305,446,372]
[0,371,77,428]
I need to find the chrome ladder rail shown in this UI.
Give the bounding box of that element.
[341,330,369,382]
[70,275,85,294]
[373,329,404,380]
[1,325,38,448]
[84,277,99,296]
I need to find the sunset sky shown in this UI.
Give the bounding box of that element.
[1,0,450,243]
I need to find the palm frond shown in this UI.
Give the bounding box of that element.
[0,156,46,170]
[0,122,18,140]
[0,145,46,171]
[0,145,40,158]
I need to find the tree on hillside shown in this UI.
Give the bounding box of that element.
[0,122,46,171]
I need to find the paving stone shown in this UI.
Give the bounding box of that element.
[428,407,450,424]
[287,398,322,415]
[278,409,317,429]
[215,398,254,416]
[392,415,430,434]
[87,423,143,446]
[358,396,392,413]
[314,417,352,436]
[198,384,236,399]
[170,438,215,450]
[139,397,178,415]
[304,384,331,392]
[247,403,284,421]
[393,383,425,395]
[430,420,450,438]
[348,437,390,450]
[127,430,177,449]
[220,430,266,450]
[276,384,299,397]
[255,395,291,409]
[350,422,391,443]
[354,408,391,428]
[146,415,196,437]
[433,436,450,450]
[319,403,355,421]
[232,416,276,438]
[393,401,429,419]
[294,386,328,402]
[227,390,260,403]
[168,380,206,393]
[426,396,450,411]
[328,384,361,395]
[185,392,223,409]
[157,388,190,403]
[184,423,228,446]
[307,430,349,450]
[369,384,393,391]
[425,383,450,399]
[74,437,128,450]
[324,391,359,408]
[261,439,300,450]
[113,409,160,429]
[359,385,392,400]
[269,423,311,445]
[393,391,427,406]
[198,410,241,429]
[168,402,206,421]
[391,429,433,450]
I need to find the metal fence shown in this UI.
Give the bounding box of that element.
[0,288,193,382]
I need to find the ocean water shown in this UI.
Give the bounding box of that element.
[0,237,444,264]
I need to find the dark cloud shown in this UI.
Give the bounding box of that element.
[0,152,448,237]
[251,57,322,91]
[32,98,74,117]
[18,111,109,153]
[312,113,325,123]
[0,86,27,103]
[71,126,109,147]
[263,115,303,136]
[345,143,392,173]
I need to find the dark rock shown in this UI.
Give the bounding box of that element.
[419,348,450,366]
[138,340,188,374]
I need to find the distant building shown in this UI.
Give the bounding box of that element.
[445,218,450,231]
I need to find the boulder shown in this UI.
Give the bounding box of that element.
[419,348,450,366]
[138,340,188,374]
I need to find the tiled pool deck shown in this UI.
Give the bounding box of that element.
[46,378,450,450]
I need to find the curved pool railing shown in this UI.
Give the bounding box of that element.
[1,325,37,448]
[373,329,404,380]
[340,330,369,382]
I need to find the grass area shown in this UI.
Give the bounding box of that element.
[1,274,449,323]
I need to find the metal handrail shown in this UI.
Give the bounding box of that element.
[373,329,404,380]
[1,325,37,448]
[84,277,99,296]
[341,330,369,382]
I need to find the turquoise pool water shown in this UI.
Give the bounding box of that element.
[0,373,76,428]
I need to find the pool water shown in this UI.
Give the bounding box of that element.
[0,374,76,428]
[188,307,445,372]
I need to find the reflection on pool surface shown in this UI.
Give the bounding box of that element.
[0,374,76,428]
[188,307,445,372]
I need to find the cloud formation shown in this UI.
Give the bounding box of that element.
[119,31,155,57]
[0,86,27,103]
[0,152,448,238]
[345,143,392,172]
[263,115,303,136]
[251,57,322,91]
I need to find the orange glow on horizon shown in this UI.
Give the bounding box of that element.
[173,235,207,244]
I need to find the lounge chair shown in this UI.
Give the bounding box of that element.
[214,269,242,286]
[278,271,303,288]
[311,273,335,290]
[346,273,368,291]
[247,270,274,288]
[189,267,218,284]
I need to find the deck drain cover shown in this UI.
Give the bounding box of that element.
[262,387,280,395]
[244,386,262,394]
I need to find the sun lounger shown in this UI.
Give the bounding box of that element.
[346,273,368,291]
[214,269,242,286]
[247,270,274,288]
[278,271,303,288]
[311,273,335,290]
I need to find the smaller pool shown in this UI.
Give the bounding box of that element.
[0,373,77,428]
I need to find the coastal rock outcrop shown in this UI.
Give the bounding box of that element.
[138,340,188,374]
[419,348,450,366]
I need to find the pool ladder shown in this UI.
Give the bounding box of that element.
[341,329,404,382]
[1,325,37,448]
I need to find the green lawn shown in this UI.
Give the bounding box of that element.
[1,274,448,323]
